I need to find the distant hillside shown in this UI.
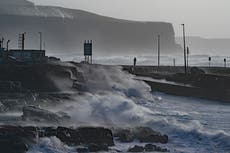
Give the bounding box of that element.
[0,0,181,57]
[176,36,230,55]
[0,0,33,6]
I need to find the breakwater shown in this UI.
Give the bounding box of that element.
[123,65,230,102]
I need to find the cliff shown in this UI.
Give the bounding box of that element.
[0,0,181,56]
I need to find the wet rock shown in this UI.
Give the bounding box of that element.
[22,126,39,143]
[0,139,28,153]
[144,144,169,152]
[128,144,169,153]
[115,127,168,144]
[22,105,69,123]
[128,145,144,152]
[144,144,157,152]
[56,127,114,146]
[155,146,169,152]
[0,125,115,152]
[115,129,134,142]
[77,147,89,153]
[134,127,168,143]
[78,127,114,146]
[0,126,38,153]
[88,143,108,152]
[56,126,80,145]
[40,127,57,137]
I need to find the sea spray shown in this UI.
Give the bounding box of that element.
[54,64,156,127]
[27,137,77,153]
[26,63,230,153]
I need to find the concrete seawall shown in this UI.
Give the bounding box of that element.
[124,65,230,102]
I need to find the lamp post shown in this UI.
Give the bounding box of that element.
[39,32,42,50]
[181,24,187,74]
[19,32,26,50]
[187,46,189,68]
[173,58,176,67]
[209,57,211,67]
[158,35,160,67]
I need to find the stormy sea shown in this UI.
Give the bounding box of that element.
[0,57,230,153]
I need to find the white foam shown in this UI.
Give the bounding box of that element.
[27,137,76,153]
[27,64,230,153]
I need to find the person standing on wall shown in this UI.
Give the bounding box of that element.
[133,57,137,73]
[134,57,137,67]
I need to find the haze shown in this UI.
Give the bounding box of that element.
[29,0,230,38]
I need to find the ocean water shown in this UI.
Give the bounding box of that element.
[56,53,230,68]
[26,64,230,153]
[147,93,230,153]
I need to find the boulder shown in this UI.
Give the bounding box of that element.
[144,144,157,152]
[115,127,168,144]
[55,127,114,146]
[0,126,38,153]
[128,145,144,152]
[134,127,168,143]
[40,127,57,137]
[56,126,80,145]
[78,127,114,146]
[128,144,169,152]
[88,143,108,152]
[76,147,89,153]
[144,144,169,152]
[0,139,28,153]
[22,106,69,123]
[115,129,134,142]
[0,125,115,152]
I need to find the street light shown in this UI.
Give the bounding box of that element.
[209,57,211,67]
[39,32,42,50]
[181,24,187,74]
[187,46,189,68]
[158,35,160,67]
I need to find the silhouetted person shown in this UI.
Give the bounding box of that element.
[134,57,137,67]
[209,57,211,67]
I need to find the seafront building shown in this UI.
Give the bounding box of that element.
[0,48,47,64]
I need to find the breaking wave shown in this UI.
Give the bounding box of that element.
[27,64,230,153]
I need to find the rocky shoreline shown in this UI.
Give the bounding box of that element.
[0,62,170,152]
[0,125,169,153]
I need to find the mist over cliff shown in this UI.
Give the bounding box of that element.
[176,36,230,56]
[0,0,181,57]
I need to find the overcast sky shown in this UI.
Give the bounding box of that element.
[30,0,230,38]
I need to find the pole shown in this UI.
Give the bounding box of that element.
[158,35,160,67]
[22,33,26,50]
[187,46,189,68]
[209,57,211,67]
[182,24,187,74]
[39,32,42,50]
[1,37,4,49]
[7,40,10,51]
